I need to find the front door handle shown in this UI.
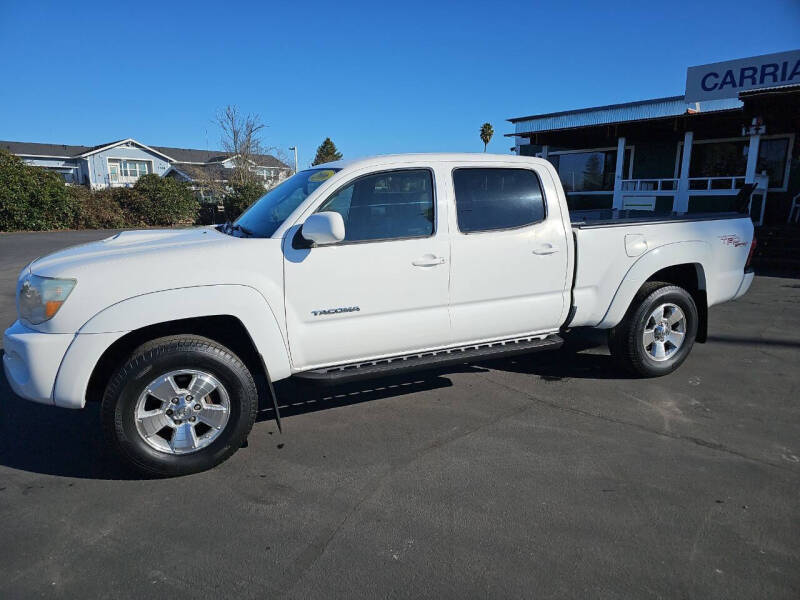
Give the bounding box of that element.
[412,254,446,267]
[533,243,559,255]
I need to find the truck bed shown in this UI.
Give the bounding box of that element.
[567,210,753,330]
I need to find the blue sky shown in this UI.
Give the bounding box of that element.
[1,0,798,168]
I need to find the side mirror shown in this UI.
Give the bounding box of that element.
[301,211,345,246]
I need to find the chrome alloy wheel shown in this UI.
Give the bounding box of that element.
[642,303,686,362]
[134,369,231,455]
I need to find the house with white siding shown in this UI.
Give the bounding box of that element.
[0,138,290,191]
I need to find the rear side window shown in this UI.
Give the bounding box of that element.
[453,168,545,233]
[317,169,434,242]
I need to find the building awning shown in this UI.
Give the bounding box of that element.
[508,96,743,136]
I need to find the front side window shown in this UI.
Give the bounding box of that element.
[453,168,545,233]
[317,169,434,242]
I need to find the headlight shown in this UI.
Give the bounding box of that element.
[18,274,77,324]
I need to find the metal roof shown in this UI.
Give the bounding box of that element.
[508,96,743,135]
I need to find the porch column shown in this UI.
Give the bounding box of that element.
[744,133,761,183]
[611,136,626,210]
[675,131,694,214]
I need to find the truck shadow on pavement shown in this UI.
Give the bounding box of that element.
[0,359,134,480]
[257,330,629,423]
[0,331,624,480]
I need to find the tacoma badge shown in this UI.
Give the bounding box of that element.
[311,306,360,316]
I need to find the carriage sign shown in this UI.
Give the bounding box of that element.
[685,50,800,102]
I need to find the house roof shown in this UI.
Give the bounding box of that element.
[0,140,91,157]
[167,162,231,182]
[507,96,743,136]
[1,138,289,169]
[153,147,229,164]
[155,146,288,168]
[76,138,176,161]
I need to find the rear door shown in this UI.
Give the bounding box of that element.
[283,166,451,370]
[447,164,571,343]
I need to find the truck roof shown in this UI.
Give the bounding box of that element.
[311,153,546,171]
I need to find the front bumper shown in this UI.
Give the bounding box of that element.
[3,320,74,405]
[3,320,127,409]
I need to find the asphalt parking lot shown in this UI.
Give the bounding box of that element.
[0,230,798,599]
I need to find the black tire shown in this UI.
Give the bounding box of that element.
[102,335,258,477]
[609,282,698,378]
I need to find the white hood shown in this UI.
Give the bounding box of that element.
[21,227,285,334]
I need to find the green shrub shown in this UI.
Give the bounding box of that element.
[0,150,77,231]
[132,174,198,226]
[224,181,264,221]
[0,151,202,231]
[70,187,131,230]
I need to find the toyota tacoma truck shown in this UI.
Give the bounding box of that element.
[3,154,755,476]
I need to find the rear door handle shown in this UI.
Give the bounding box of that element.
[533,243,559,255]
[412,254,446,267]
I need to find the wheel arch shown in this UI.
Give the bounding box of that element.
[85,315,267,405]
[644,263,708,343]
[598,241,710,341]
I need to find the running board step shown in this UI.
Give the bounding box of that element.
[294,334,564,384]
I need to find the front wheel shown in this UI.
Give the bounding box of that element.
[102,335,258,477]
[609,282,698,378]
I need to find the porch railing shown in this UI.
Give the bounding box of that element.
[687,176,746,192]
[615,174,767,225]
[620,178,677,193]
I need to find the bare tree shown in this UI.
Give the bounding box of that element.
[216,105,266,186]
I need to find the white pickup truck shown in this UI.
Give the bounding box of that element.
[3,154,755,475]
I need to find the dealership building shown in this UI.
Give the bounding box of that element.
[508,50,800,226]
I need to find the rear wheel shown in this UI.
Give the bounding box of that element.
[609,282,698,377]
[102,335,257,477]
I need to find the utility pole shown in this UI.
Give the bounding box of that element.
[288,146,298,174]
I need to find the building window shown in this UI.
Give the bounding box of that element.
[757,137,791,189]
[689,140,748,179]
[108,158,151,182]
[547,149,631,193]
[685,136,792,190]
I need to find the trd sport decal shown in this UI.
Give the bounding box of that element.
[719,234,748,248]
[311,306,361,316]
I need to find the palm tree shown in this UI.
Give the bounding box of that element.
[479,122,494,152]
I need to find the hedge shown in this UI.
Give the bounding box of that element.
[0,150,199,232]
[223,181,264,221]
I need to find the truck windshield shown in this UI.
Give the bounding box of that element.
[228,168,340,238]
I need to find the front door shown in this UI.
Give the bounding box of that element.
[447,166,571,343]
[283,167,451,370]
[108,161,120,184]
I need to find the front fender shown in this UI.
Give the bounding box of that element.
[596,241,710,329]
[52,285,291,409]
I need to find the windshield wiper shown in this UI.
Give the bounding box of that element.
[231,223,254,237]
[218,221,253,237]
